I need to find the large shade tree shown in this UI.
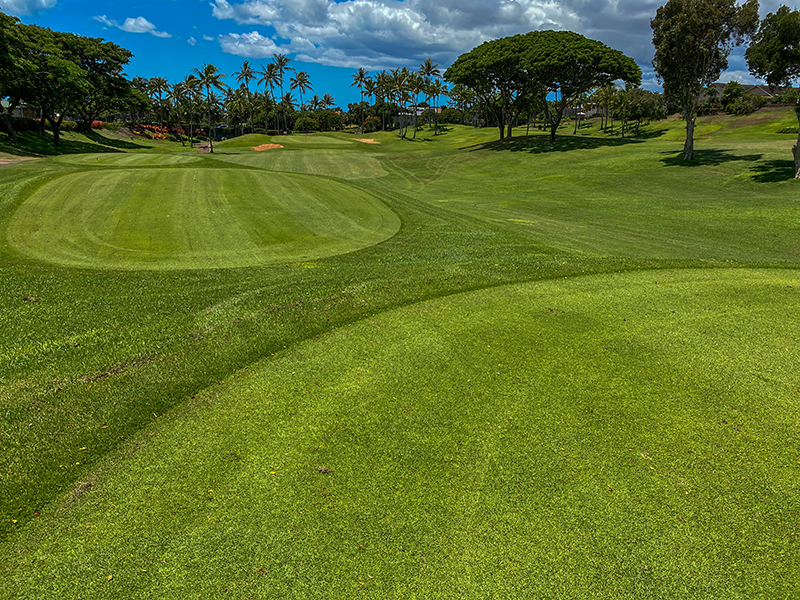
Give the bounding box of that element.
[651,0,759,160]
[445,30,640,141]
[746,5,800,178]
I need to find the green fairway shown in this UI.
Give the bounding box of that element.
[53,153,203,167]
[1,111,799,599]
[5,268,798,598]
[6,168,400,269]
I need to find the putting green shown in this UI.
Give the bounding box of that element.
[6,168,400,270]
[7,269,798,598]
[53,153,202,167]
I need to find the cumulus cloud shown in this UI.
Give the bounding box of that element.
[210,0,779,84]
[212,0,584,68]
[93,15,171,38]
[1,0,56,16]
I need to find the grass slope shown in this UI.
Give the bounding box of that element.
[5,268,800,599]
[1,110,799,598]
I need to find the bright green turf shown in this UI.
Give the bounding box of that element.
[6,168,400,269]
[5,268,799,599]
[53,153,203,166]
[1,109,800,599]
[210,149,388,179]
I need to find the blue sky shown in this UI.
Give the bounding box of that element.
[4,0,785,108]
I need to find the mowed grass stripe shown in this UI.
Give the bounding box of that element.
[210,149,388,180]
[6,168,400,270]
[6,269,798,599]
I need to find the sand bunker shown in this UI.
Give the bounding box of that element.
[252,143,284,151]
[354,138,379,144]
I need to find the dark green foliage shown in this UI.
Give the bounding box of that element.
[746,4,800,176]
[294,116,317,132]
[445,30,640,142]
[316,110,343,131]
[651,0,759,159]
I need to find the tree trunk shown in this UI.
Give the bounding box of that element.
[683,107,695,161]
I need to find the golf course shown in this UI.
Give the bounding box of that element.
[1,111,799,598]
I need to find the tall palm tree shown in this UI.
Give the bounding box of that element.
[391,67,412,138]
[363,78,376,114]
[168,81,187,146]
[234,60,256,133]
[182,74,200,148]
[351,67,369,131]
[376,70,390,130]
[258,62,279,131]
[290,71,312,111]
[148,76,169,130]
[191,63,226,152]
[322,93,335,109]
[272,54,293,131]
[419,58,441,134]
[309,94,322,111]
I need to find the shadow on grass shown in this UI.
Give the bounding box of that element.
[750,159,797,183]
[473,130,663,154]
[83,130,152,150]
[0,131,124,157]
[660,149,763,167]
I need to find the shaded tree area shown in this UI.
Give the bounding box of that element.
[651,0,759,160]
[746,4,800,177]
[0,11,135,145]
[445,30,641,142]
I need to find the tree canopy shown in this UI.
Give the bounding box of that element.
[445,30,641,141]
[651,0,759,160]
[746,4,800,177]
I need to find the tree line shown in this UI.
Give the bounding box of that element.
[2,2,800,173]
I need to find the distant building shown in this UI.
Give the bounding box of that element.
[0,100,37,119]
[704,82,796,100]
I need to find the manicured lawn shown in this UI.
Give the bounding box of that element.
[1,112,798,598]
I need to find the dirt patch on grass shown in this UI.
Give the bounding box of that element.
[252,143,284,151]
[354,138,379,144]
[79,355,157,384]
[0,158,33,167]
[57,473,99,514]
[197,142,212,153]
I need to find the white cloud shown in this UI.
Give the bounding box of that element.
[212,0,586,69]
[1,0,56,16]
[203,34,215,41]
[188,36,198,45]
[219,31,283,57]
[120,17,172,38]
[92,15,171,38]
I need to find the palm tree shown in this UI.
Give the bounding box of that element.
[322,93,335,109]
[308,94,322,111]
[272,54,294,131]
[148,77,169,130]
[290,71,312,111]
[376,70,390,130]
[351,67,368,131]
[258,62,279,131]
[182,74,200,148]
[191,63,226,152]
[279,92,295,130]
[391,67,412,138]
[419,58,441,134]
[234,60,256,133]
[168,81,187,146]
[364,78,376,114]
